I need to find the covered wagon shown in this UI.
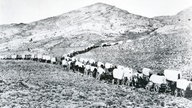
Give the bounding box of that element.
[5,55,12,60]
[30,54,35,60]
[37,54,43,62]
[11,54,17,60]
[105,62,113,69]
[164,69,182,82]
[175,79,192,97]
[62,60,69,70]
[16,54,22,60]
[88,59,96,66]
[142,68,153,76]
[101,42,111,47]
[142,68,153,88]
[45,55,51,63]
[0,55,4,60]
[97,62,104,68]
[51,57,57,64]
[112,68,124,85]
[25,54,32,60]
[123,67,133,86]
[146,74,167,92]
[164,69,182,95]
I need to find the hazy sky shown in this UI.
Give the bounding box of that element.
[0,0,192,25]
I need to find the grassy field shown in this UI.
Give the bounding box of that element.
[0,60,192,108]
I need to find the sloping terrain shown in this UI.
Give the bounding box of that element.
[0,3,162,55]
[0,2,192,107]
[154,7,192,26]
[0,60,192,108]
[76,7,192,79]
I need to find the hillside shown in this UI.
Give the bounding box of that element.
[0,60,192,108]
[0,2,192,107]
[154,7,192,26]
[0,3,192,77]
[0,3,162,56]
[76,6,192,79]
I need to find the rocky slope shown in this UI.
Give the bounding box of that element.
[76,6,192,79]
[0,3,162,56]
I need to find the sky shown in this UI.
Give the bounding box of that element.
[0,0,192,25]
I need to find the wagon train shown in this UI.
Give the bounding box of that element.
[1,47,192,98]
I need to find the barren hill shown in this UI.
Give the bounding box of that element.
[76,6,192,78]
[0,3,192,77]
[0,3,162,55]
[154,7,192,25]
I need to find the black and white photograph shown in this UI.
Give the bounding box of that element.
[0,0,192,107]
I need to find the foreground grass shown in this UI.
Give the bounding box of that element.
[0,60,192,108]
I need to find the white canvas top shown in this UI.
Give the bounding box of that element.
[85,65,91,70]
[105,62,112,69]
[113,69,124,80]
[150,74,166,84]
[51,57,56,62]
[164,69,182,82]
[176,79,191,90]
[97,62,104,67]
[123,67,133,78]
[62,60,68,65]
[142,68,152,76]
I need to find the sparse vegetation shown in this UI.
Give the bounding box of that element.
[0,3,192,108]
[0,60,192,108]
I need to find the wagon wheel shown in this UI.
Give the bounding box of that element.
[174,89,178,97]
[154,85,160,93]
[180,89,186,97]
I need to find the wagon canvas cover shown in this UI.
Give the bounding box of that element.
[113,69,124,80]
[176,79,191,90]
[150,74,167,84]
[164,70,181,82]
